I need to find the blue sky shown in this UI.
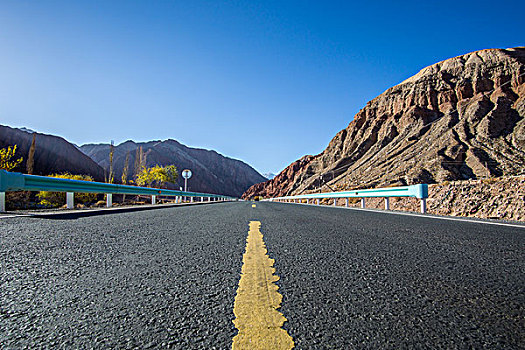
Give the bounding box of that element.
[0,1,523,174]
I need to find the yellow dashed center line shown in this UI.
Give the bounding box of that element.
[232,221,294,349]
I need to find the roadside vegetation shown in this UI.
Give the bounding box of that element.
[136,165,178,188]
[0,145,23,171]
[37,173,98,208]
[1,142,182,211]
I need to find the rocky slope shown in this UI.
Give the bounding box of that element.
[81,140,266,197]
[243,47,525,199]
[0,125,105,180]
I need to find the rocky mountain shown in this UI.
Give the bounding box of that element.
[80,140,266,197]
[0,125,106,180]
[243,47,525,199]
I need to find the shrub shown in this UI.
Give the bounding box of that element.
[37,173,98,207]
[481,177,499,184]
[136,164,178,188]
[0,145,23,171]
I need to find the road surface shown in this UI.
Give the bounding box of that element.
[1,202,523,349]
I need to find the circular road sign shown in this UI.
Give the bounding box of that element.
[182,169,192,179]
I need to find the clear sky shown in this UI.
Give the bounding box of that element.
[0,1,523,174]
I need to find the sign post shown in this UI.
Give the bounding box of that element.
[182,169,192,202]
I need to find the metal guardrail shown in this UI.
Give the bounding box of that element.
[0,170,236,212]
[267,184,429,213]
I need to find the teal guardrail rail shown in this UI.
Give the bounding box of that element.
[0,170,236,212]
[267,184,429,213]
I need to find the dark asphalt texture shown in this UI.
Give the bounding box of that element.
[1,202,524,349]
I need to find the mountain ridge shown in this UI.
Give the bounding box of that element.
[80,139,266,197]
[243,47,525,199]
[0,125,266,197]
[0,125,106,180]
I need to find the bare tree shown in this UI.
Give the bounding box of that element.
[139,146,147,169]
[122,151,130,185]
[108,140,115,184]
[133,147,141,184]
[121,151,130,202]
[26,133,36,175]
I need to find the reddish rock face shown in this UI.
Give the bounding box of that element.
[242,155,316,199]
[243,47,525,199]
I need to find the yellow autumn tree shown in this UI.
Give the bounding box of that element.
[136,165,178,188]
[0,145,23,171]
[37,173,97,207]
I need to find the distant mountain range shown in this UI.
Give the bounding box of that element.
[80,140,266,197]
[243,47,525,198]
[0,125,106,181]
[1,125,266,197]
[263,173,276,180]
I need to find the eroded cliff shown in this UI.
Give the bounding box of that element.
[243,47,525,199]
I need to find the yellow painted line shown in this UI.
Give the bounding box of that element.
[232,221,294,349]
[252,204,256,208]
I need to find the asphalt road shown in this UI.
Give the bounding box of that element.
[1,202,524,349]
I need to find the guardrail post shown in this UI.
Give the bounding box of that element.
[307,199,310,204]
[0,192,5,212]
[333,198,337,206]
[190,197,194,203]
[361,198,366,208]
[345,198,349,207]
[106,194,113,208]
[385,198,390,210]
[66,192,74,209]
[316,199,320,205]
[151,195,156,205]
[421,198,427,213]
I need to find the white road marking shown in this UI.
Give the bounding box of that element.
[0,215,31,219]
